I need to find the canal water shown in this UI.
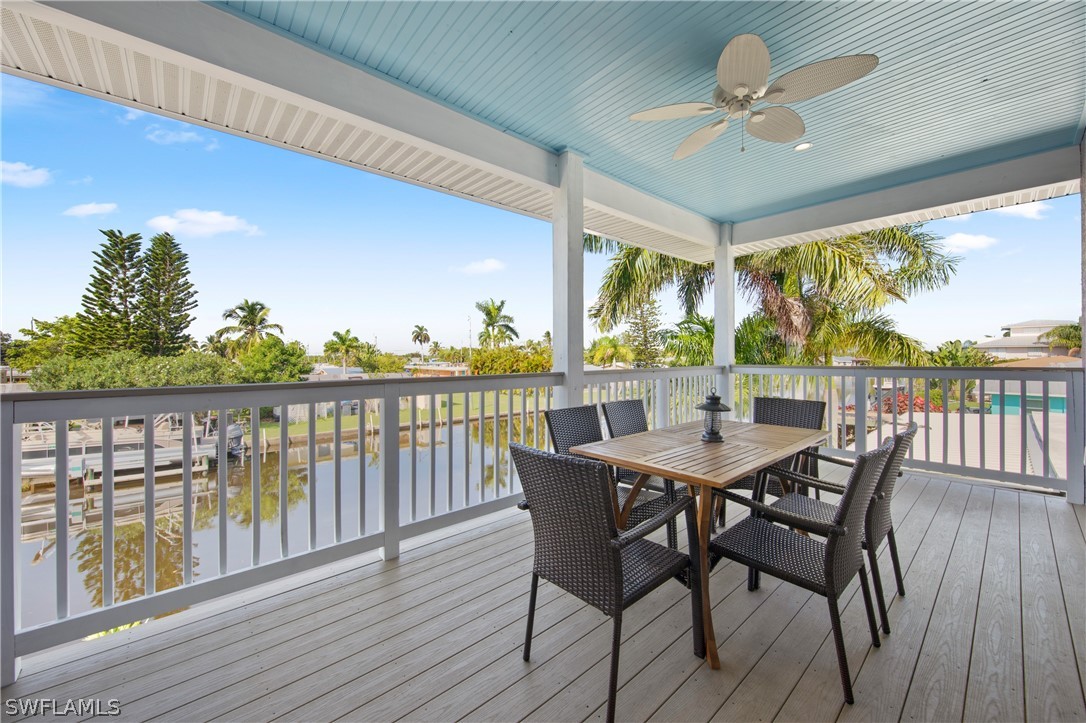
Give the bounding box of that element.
[19,416,539,629]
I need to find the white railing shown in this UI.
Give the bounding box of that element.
[1,372,560,681]
[733,365,1085,493]
[584,366,723,429]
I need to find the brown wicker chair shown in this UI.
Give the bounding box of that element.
[708,436,894,705]
[601,399,686,550]
[766,422,918,634]
[713,397,826,526]
[544,405,677,541]
[509,443,703,723]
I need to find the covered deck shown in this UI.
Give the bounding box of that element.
[5,469,1084,722]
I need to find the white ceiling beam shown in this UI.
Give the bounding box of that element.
[39,0,558,191]
[732,147,1082,253]
[583,169,719,248]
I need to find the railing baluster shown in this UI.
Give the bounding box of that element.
[942,380,950,465]
[2,402,21,686]
[379,386,401,560]
[182,415,193,583]
[409,396,417,522]
[280,403,289,557]
[907,378,915,460]
[507,388,516,492]
[478,392,486,502]
[307,404,317,550]
[978,375,986,470]
[463,392,470,506]
[493,390,501,497]
[958,376,967,467]
[55,423,69,619]
[249,407,260,565]
[429,393,437,517]
[334,401,342,544]
[447,392,454,512]
[146,419,158,591]
[1042,380,1051,478]
[924,379,931,463]
[102,421,115,605]
[875,375,884,445]
[998,380,1006,473]
[359,399,367,537]
[217,408,228,575]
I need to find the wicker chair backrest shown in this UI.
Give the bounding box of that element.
[509,443,622,615]
[824,436,893,593]
[544,404,604,455]
[753,397,827,473]
[868,422,918,545]
[602,399,649,438]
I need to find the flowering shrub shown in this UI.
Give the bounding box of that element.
[875,392,942,414]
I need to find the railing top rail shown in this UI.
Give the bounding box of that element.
[732,364,1082,379]
[3,372,565,423]
[585,366,722,380]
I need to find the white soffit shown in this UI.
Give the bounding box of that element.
[1,1,717,263]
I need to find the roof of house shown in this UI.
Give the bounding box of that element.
[1002,319,1075,329]
[996,355,1082,369]
[973,335,1049,350]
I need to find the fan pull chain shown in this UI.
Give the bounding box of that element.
[741,116,746,153]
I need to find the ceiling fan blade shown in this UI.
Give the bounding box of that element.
[717,34,771,98]
[629,102,716,122]
[764,54,878,104]
[746,106,805,143]
[673,119,729,160]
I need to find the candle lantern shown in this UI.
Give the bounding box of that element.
[696,387,731,442]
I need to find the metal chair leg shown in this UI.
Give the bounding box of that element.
[887,528,906,597]
[827,595,855,705]
[665,480,678,550]
[685,506,705,659]
[523,573,538,661]
[867,544,891,634]
[858,565,881,648]
[607,614,622,723]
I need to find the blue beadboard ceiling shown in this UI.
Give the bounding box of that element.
[218,1,1086,223]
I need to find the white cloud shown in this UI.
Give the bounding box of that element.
[145,125,204,145]
[63,202,117,217]
[944,232,998,253]
[990,201,1051,220]
[119,107,148,124]
[1,160,52,187]
[67,175,94,186]
[453,258,506,275]
[147,208,261,237]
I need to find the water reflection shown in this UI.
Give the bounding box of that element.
[20,415,543,628]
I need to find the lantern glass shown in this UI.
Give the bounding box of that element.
[695,387,730,443]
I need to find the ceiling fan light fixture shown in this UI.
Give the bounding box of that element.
[793,142,813,151]
[749,111,766,123]
[733,83,749,97]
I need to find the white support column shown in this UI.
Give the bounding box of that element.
[1,400,21,685]
[1074,140,1086,505]
[714,225,736,415]
[380,383,401,560]
[552,151,585,409]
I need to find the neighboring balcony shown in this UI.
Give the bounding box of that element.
[2,365,1084,720]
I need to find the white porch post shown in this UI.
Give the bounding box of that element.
[714,225,736,415]
[1074,140,1086,505]
[552,151,585,409]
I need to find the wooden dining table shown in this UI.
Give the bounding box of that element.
[570,418,828,670]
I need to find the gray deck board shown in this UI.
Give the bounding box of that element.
[4,473,1085,722]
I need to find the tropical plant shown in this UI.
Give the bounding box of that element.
[735,312,788,365]
[469,346,551,375]
[475,298,519,349]
[587,335,634,367]
[30,350,236,390]
[411,325,431,357]
[624,297,663,367]
[1039,323,1082,352]
[73,229,144,356]
[324,329,361,373]
[218,299,284,355]
[927,339,997,402]
[585,225,956,365]
[136,232,197,356]
[664,314,715,367]
[3,316,81,371]
[234,336,311,384]
[429,340,443,357]
[200,331,233,359]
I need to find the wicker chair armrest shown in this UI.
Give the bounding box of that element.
[611,496,695,549]
[764,465,847,496]
[719,489,845,537]
[797,449,855,468]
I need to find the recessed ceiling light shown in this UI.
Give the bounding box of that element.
[793,142,813,152]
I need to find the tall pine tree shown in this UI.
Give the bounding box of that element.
[74,230,143,357]
[625,297,663,367]
[137,232,197,356]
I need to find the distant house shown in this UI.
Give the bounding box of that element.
[973,319,1075,359]
[406,360,470,377]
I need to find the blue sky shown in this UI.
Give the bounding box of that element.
[1,73,1080,355]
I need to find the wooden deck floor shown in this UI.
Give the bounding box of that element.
[4,471,1085,722]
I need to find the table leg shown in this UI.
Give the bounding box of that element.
[617,473,651,528]
[694,482,720,669]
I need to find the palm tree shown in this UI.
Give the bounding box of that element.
[475,298,519,349]
[218,299,283,354]
[428,340,442,357]
[1039,323,1082,353]
[411,325,431,357]
[587,335,633,367]
[586,225,956,364]
[324,329,361,373]
[200,331,233,359]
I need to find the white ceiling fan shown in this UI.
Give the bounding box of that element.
[630,35,878,159]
